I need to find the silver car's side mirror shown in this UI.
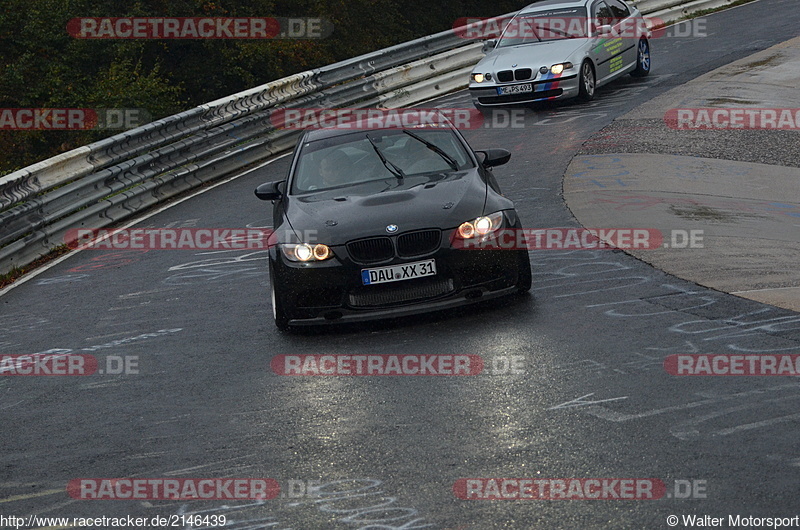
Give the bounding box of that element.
[482,39,497,54]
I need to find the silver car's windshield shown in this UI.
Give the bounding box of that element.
[497,7,589,47]
[291,129,474,194]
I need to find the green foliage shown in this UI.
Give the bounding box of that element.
[0,0,523,173]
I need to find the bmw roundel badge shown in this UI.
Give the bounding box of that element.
[386,224,399,233]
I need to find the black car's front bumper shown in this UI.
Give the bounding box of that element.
[270,240,527,326]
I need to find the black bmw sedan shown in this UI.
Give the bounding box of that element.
[255,120,531,330]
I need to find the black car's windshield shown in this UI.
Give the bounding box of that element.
[291,129,474,194]
[497,7,588,47]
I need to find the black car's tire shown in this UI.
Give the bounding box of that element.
[271,282,291,331]
[516,250,532,293]
[631,38,651,77]
[269,262,291,331]
[578,60,596,101]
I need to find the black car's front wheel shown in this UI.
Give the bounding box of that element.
[516,250,532,293]
[269,263,291,331]
[271,283,291,331]
[578,60,596,101]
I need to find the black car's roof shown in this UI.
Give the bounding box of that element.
[301,124,456,143]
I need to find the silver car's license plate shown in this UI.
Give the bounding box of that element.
[498,84,533,95]
[361,259,436,285]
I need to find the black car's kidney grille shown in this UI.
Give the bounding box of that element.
[349,278,454,308]
[497,70,514,82]
[347,237,394,263]
[397,230,441,257]
[514,68,532,81]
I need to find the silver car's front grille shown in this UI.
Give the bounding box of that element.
[514,68,532,80]
[497,68,533,82]
[497,70,514,82]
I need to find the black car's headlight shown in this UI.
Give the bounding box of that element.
[471,72,492,83]
[550,62,574,75]
[455,211,505,240]
[280,243,333,262]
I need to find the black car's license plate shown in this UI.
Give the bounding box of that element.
[497,83,533,95]
[361,259,437,285]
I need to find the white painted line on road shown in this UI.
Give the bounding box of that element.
[587,382,800,423]
[163,454,257,476]
[82,330,141,342]
[584,398,717,422]
[548,393,629,410]
[0,488,63,504]
[713,411,800,437]
[118,288,176,300]
[0,153,291,299]
[0,400,25,411]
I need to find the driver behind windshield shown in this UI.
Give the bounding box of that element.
[317,150,354,188]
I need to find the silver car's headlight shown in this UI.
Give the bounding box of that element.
[471,72,492,83]
[280,243,333,262]
[550,62,574,75]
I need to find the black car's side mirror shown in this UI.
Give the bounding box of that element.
[476,149,511,168]
[255,181,283,201]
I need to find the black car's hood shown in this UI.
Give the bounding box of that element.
[284,170,487,245]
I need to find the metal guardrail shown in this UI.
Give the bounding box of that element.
[0,0,723,275]
[0,21,499,274]
[633,0,742,22]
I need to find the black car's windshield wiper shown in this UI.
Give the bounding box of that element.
[402,130,459,171]
[366,133,405,180]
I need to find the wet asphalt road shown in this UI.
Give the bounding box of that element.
[2,1,800,528]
